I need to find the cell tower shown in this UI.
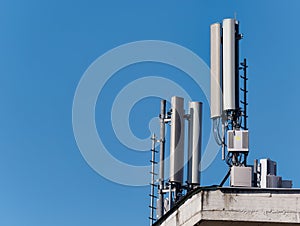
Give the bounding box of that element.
[210,18,251,186]
[148,17,292,226]
[149,18,248,224]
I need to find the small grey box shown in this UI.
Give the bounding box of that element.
[227,130,249,152]
[266,175,282,188]
[281,180,293,188]
[230,166,252,187]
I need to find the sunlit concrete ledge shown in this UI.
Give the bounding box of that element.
[154,187,300,226]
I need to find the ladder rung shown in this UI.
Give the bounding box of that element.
[240,88,248,92]
[151,149,158,153]
[150,160,158,164]
[150,172,158,176]
[240,76,248,80]
[150,183,158,187]
[240,101,248,105]
[149,194,158,199]
[149,205,157,209]
[240,62,248,67]
[149,217,156,220]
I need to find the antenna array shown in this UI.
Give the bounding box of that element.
[210,18,250,175]
[148,17,250,225]
[149,97,203,225]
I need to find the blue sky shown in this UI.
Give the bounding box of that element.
[1,0,300,225]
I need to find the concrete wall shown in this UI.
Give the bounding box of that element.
[154,187,300,226]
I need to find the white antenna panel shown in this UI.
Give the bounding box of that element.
[169,96,185,184]
[222,18,236,111]
[188,102,202,185]
[210,23,222,118]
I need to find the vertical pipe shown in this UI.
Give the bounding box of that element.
[157,99,166,219]
[187,112,193,185]
[221,123,225,160]
[168,183,172,210]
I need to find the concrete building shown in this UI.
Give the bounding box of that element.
[154,187,300,226]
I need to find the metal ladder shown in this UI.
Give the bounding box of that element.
[149,134,158,226]
[240,58,248,130]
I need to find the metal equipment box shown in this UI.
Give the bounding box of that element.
[260,158,277,188]
[282,180,293,188]
[266,175,282,188]
[227,130,249,152]
[230,166,252,187]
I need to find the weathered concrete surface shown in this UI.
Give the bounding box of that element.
[198,221,299,225]
[154,187,300,226]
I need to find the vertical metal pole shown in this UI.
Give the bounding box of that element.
[221,122,225,160]
[187,113,192,186]
[150,134,156,226]
[158,99,166,219]
[168,183,172,210]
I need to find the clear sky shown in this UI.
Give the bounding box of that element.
[1,0,300,225]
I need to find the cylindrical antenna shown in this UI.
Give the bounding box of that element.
[169,96,185,184]
[210,23,222,118]
[190,102,203,185]
[222,18,236,111]
[157,99,166,219]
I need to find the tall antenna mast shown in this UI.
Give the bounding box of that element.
[210,18,251,186]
